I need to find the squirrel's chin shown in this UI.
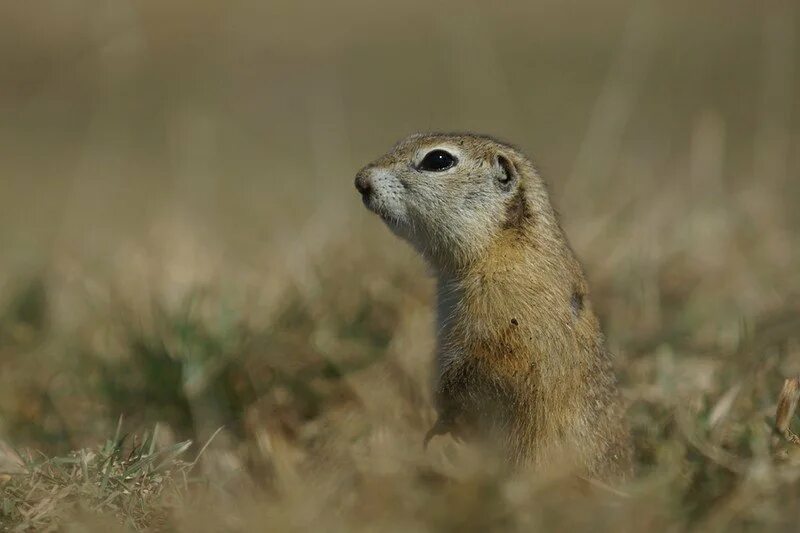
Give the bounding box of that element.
[377,211,414,242]
[363,198,409,231]
[380,213,410,236]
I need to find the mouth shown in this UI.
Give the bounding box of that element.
[358,190,380,214]
[359,192,373,210]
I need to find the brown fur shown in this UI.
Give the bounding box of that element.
[355,133,632,480]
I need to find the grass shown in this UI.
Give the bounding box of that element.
[2,0,800,530]
[1,423,195,531]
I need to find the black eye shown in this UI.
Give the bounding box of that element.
[418,149,457,172]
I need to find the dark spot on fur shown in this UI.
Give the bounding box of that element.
[570,292,584,318]
[503,185,533,230]
[510,318,518,326]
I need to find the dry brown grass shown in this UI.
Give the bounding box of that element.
[1,0,800,530]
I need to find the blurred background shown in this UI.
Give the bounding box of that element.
[1,0,799,529]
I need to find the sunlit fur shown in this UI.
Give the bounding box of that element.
[356,132,632,479]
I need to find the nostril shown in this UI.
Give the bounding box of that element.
[355,172,372,196]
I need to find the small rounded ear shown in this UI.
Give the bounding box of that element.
[495,153,519,192]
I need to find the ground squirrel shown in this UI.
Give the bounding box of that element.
[355,133,632,480]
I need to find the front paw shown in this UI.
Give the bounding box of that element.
[423,413,464,449]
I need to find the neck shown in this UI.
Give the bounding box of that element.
[435,227,587,371]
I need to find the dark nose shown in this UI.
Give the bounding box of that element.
[355,171,372,197]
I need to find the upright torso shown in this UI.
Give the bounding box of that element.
[433,241,630,476]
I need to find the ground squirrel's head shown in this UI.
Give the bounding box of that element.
[355,132,556,270]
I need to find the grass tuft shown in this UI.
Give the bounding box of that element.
[0,427,197,531]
